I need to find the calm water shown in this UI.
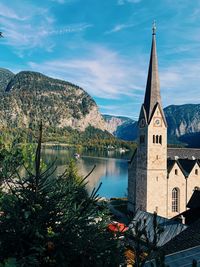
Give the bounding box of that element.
[42,148,130,198]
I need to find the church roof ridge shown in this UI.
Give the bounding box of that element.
[168,147,200,151]
[167,147,200,160]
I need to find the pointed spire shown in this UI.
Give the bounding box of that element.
[143,21,162,122]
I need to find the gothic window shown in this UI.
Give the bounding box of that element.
[172,188,179,212]
[153,135,162,144]
[140,135,145,144]
[195,169,198,175]
[175,169,178,175]
[156,135,159,143]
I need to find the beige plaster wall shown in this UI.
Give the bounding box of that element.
[167,163,186,218]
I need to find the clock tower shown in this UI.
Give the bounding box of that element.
[128,23,168,217]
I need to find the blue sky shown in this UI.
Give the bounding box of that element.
[1,0,200,119]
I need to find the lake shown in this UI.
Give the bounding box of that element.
[42,148,131,198]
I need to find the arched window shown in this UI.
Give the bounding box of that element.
[153,135,155,143]
[159,135,162,144]
[156,135,159,143]
[175,169,178,175]
[172,188,179,212]
[195,169,198,175]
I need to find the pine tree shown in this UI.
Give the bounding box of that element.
[0,124,123,267]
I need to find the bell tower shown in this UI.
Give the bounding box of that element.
[128,22,168,217]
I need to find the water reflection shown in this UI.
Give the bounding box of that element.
[42,148,128,198]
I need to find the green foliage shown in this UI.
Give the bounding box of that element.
[0,125,136,153]
[0,125,124,267]
[0,141,23,185]
[0,68,14,93]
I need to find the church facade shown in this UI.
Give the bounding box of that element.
[128,25,200,219]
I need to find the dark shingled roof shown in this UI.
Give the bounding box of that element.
[167,159,176,174]
[178,159,197,177]
[168,148,200,160]
[167,158,199,177]
[187,190,200,209]
[129,210,187,247]
[161,218,200,255]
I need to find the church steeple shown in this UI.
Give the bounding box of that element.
[143,21,162,123]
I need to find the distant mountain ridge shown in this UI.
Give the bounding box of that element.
[164,104,200,136]
[105,104,200,147]
[164,104,200,147]
[103,114,137,141]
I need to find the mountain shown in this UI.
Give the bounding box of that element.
[104,104,200,147]
[0,71,106,132]
[0,68,14,92]
[164,104,200,147]
[1,68,199,148]
[164,104,200,136]
[103,115,137,141]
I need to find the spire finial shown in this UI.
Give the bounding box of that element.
[152,20,156,35]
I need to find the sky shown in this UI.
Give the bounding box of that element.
[1,0,200,119]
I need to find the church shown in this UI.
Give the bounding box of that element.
[128,24,200,219]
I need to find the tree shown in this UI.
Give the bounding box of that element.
[125,212,168,267]
[0,124,123,267]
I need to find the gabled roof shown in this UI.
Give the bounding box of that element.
[129,210,187,247]
[160,218,200,256]
[167,159,186,177]
[148,102,167,127]
[138,104,147,125]
[167,158,199,178]
[187,189,200,209]
[167,159,176,174]
[146,245,200,267]
[177,159,197,177]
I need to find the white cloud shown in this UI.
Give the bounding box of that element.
[159,61,200,107]
[48,23,93,35]
[24,43,200,117]
[0,3,28,20]
[105,23,135,34]
[28,46,145,100]
[100,103,140,119]
[0,3,91,54]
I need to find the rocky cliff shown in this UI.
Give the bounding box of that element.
[0,70,106,132]
[164,104,200,147]
[103,115,137,141]
[164,104,200,137]
[104,104,200,147]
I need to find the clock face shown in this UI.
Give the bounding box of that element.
[139,118,145,128]
[154,118,161,127]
